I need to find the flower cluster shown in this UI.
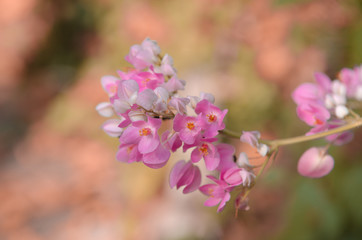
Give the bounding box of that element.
[293,66,362,177]
[96,38,265,212]
[97,38,362,212]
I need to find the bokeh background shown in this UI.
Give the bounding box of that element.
[1,0,362,239]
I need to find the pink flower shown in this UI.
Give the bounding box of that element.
[120,116,161,154]
[199,176,232,212]
[169,160,201,193]
[173,114,203,145]
[240,131,260,148]
[133,67,165,92]
[142,144,170,169]
[195,99,228,138]
[125,38,161,69]
[297,147,334,178]
[191,139,220,171]
[116,142,142,163]
[162,76,185,92]
[101,75,120,97]
[169,97,190,115]
[216,143,236,174]
[339,68,360,97]
[292,82,321,105]
[155,54,177,76]
[112,80,139,113]
[296,103,330,126]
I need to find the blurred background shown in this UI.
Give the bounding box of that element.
[0,0,362,239]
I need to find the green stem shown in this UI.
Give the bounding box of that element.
[265,118,362,151]
[221,118,362,151]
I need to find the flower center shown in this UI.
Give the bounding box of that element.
[207,113,217,122]
[139,127,151,136]
[142,78,151,86]
[314,118,323,125]
[199,144,209,156]
[187,122,195,130]
[127,146,134,154]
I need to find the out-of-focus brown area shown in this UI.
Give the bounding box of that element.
[1,0,362,239]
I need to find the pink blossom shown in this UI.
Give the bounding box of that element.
[116,143,142,163]
[162,76,185,92]
[142,144,170,169]
[125,38,161,69]
[199,176,232,212]
[190,139,220,171]
[155,54,177,76]
[297,147,334,178]
[195,99,227,138]
[240,131,260,148]
[173,114,203,145]
[133,68,165,92]
[101,75,120,97]
[112,80,139,113]
[292,83,321,105]
[314,72,332,97]
[339,68,359,97]
[120,116,161,154]
[296,103,330,126]
[169,160,201,193]
[216,143,236,174]
[169,97,190,115]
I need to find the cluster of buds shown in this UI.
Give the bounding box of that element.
[96,38,266,212]
[293,66,362,177]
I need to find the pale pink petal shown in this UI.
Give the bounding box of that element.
[138,135,159,154]
[101,119,124,137]
[96,102,114,117]
[183,166,201,193]
[297,147,334,178]
[169,160,187,188]
[142,144,170,169]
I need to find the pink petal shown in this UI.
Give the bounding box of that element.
[138,135,159,154]
[169,160,187,188]
[136,89,157,110]
[101,119,124,137]
[183,166,201,194]
[143,144,170,169]
[204,197,221,207]
[297,147,334,178]
[217,192,231,212]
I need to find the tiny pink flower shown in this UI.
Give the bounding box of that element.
[101,75,120,97]
[125,38,161,69]
[199,176,232,212]
[296,103,330,126]
[120,116,161,154]
[169,97,190,115]
[240,131,260,148]
[173,114,203,145]
[216,143,236,174]
[195,99,227,138]
[116,142,142,163]
[142,144,170,169]
[155,54,177,76]
[297,147,334,178]
[169,160,201,193]
[162,75,186,92]
[133,68,165,92]
[292,82,321,105]
[191,139,220,171]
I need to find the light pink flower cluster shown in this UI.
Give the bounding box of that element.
[293,65,362,177]
[97,38,259,212]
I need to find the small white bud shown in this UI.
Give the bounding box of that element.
[335,105,349,119]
